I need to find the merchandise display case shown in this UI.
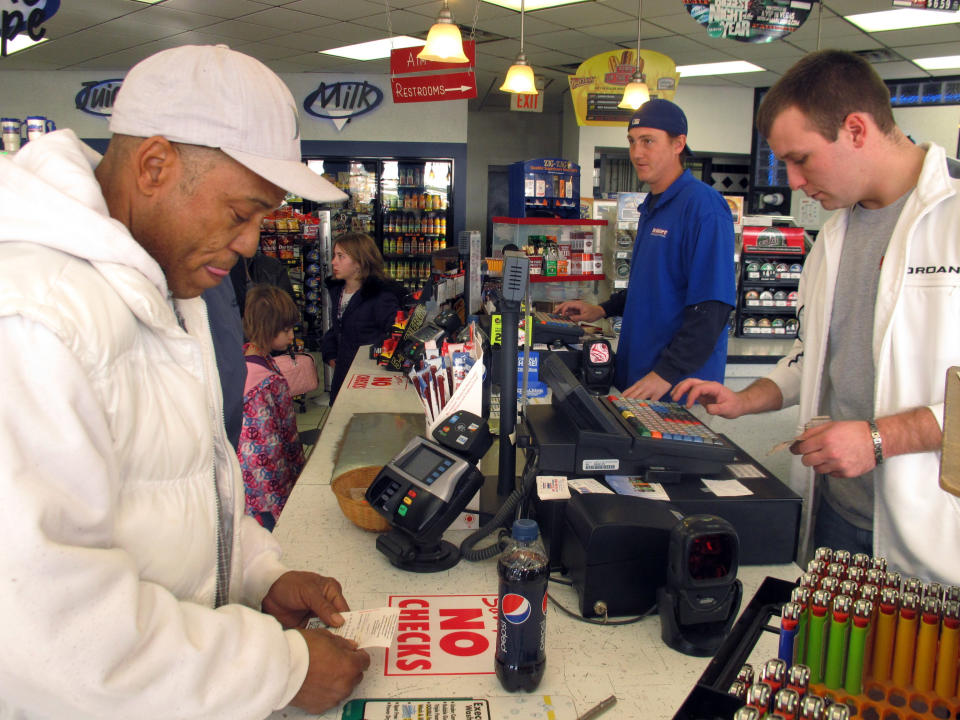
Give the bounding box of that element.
[508,158,580,219]
[490,216,607,303]
[735,225,807,339]
[303,156,455,294]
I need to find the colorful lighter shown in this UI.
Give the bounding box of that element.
[820,576,840,598]
[935,600,959,699]
[786,663,811,697]
[780,602,801,664]
[807,560,827,578]
[727,680,747,700]
[826,562,846,580]
[844,598,873,695]
[733,707,761,720]
[833,549,851,568]
[759,658,787,694]
[839,580,859,600]
[851,552,871,569]
[746,681,772,714]
[945,586,960,604]
[736,663,755,690]
[807,589,831,684]
[798,694,825,720]
[913,596,941,692]
[871,556,887,573]
[891,591,920,687]
[774,687,800,720]
[792,586,812,665]
[845,567,865,586]
[824,703,851,720]
[904,577,923,596]
[871,587,900,683]
[814,546,834,564]
[884,570,902,590]
[865,568,884,588]
[824,594,852,689]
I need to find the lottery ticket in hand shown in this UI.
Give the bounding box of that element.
[768,415,832,455]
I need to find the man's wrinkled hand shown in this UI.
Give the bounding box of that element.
[672,378,745,418]
[262,571,350,629]
[289,628,370,714]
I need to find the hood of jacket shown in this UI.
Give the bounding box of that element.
[0,130,171,309]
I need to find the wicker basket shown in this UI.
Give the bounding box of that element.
[331,465,390,532]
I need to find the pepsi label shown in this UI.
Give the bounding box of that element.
[496,579,548,665]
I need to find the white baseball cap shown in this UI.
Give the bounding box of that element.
[110,44,346,203]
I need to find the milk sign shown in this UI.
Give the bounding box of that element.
[303,80,383,132]
[2,0,59,56]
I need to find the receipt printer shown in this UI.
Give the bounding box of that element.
[560,494,683,618]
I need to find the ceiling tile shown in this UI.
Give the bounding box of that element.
[198,20,290,42]
[285,0,387,21]
[147,0,267,21]
[532,2,634,26]
[240,7,332,31]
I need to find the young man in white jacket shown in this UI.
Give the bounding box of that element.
[0,46,370,718]
[674,50,960,585]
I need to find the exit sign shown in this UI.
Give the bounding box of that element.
[510,91,543,113]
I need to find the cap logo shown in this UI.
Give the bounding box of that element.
[303,80,384,132]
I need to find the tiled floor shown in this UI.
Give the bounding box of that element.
[295,392,331,458]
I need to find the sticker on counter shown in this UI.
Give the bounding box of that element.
[725,463,766,479]
[536,475,571,500]
[385,594,499,676]
[702,478,753,497]
[349,374,408,390]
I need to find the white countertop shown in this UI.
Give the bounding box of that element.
[269,350,797,720]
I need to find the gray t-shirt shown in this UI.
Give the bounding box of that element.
[819,190,911,530]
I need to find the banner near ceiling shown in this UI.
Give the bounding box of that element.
[567,49,679,127]
[683,0,816,42]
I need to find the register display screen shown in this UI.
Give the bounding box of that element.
[399,444,447,482]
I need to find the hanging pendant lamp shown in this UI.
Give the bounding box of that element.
[418,0,469,63]
[500,0,537,94]
[618,0,650,109]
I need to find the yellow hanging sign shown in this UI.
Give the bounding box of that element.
[567,49,679,127]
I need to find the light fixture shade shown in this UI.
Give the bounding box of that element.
[500,55,537,93]
[618,72,650,109]
[417,8,469,63]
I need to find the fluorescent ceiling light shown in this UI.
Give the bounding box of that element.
[845,8,960,32]
[482,0,591,10]
[3,34,48,55]
[131,0,167,4]
[320,36,425,61]
[677,61,764,77]
[914,55,960,70]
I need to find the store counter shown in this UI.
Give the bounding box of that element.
[269,350,798,720]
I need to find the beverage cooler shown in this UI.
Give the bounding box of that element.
[302,156,455,295]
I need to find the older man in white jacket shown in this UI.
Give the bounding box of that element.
[0,46,370,718]
[675,50,960,586]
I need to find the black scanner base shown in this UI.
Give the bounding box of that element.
[376,530,460,573]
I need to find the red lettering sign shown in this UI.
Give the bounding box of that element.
[392,71,477,104]
[390,41,476,75]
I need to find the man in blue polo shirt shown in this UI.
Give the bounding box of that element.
[557,99,735,400]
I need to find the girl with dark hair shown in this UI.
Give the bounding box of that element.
[320,232,405,404]
[237,284,306,530]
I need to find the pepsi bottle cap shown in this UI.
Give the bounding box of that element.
[512,519,539,542]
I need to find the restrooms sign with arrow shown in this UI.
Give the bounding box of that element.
[390,40,477,104]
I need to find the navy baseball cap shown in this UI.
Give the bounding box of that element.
[628,99,694,157]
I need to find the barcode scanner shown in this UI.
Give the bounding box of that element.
[657,514,742,656]
[581,337,614,394]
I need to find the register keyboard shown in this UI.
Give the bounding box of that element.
[529,353,737,476]
[530,311,585,344]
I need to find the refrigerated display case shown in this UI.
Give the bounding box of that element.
[302,156,455,295]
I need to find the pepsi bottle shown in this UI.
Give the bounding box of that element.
[495,519,548,692]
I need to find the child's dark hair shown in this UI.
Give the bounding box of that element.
[243,284,300,350]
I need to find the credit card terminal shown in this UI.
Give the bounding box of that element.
[366,436,484,549]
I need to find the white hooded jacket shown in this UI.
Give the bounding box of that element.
[767,142,960,585]
[0,131,309,718]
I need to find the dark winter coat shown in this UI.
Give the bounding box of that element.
[320,275,404,403]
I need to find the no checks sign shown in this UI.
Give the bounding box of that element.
[385,594,498,676]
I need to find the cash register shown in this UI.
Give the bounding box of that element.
[528,353,737,477]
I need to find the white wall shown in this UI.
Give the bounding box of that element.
[894,104,959,157]
[567,84,756,179]
[464,109,563,234]
[0,70,467,143]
